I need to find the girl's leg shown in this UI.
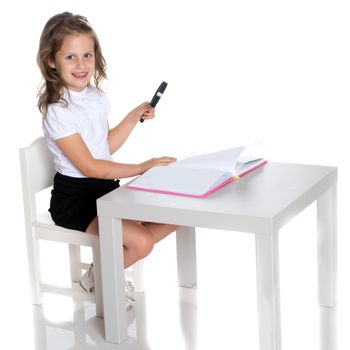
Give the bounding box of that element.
[86,217,178,268]
[142,222,179,244]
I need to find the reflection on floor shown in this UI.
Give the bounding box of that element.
[32,287,201,350]
[27,223,340,350]
[31,288,338,350]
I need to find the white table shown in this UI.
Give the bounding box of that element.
[97,162,337,349]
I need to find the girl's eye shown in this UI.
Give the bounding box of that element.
[66,55,74,60]
[84,53,93,58]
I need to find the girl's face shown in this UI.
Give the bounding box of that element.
[50,33,95,92]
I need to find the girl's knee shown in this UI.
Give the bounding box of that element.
[122,220,155,260]
[134,231,154,259]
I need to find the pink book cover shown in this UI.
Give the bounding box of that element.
[127,160,268,198]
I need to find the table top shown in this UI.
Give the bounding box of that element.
[97,162,337,234]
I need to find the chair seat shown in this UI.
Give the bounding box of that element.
[34,212,98,247]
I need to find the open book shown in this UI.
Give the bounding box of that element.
[127,146,267,198]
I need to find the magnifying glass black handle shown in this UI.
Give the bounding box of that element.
[140,81,168,123]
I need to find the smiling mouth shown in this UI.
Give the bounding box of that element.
[72,72,88,79]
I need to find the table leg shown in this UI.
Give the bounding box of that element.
[320,305,338,350]
[255,230,281,350]
[98,216,127,344]
[317,185,337,307]
[176,226,197,287]
[132,259,145,293]
[92,239,103,318]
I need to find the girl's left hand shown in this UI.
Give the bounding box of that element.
[127,102,155,123]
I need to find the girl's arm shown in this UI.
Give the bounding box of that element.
[108,102,154,155]
[56,133,175,180]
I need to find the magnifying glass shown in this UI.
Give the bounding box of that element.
[140,81,168,123]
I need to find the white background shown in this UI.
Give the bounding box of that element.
[0,0,349,349]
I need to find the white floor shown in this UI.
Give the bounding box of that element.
[30,292,338,350]
[6,203,350,350]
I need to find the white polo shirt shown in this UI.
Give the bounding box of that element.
[42,86,112,178]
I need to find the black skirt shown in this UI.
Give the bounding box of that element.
[49,173,120,232]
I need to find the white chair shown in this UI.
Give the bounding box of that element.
[19,137,143,317]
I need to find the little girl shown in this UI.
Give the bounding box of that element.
[37,12,178,304]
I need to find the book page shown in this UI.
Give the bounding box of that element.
[128,166,232,197]
[171,146,245,173]
[235,157,265,175]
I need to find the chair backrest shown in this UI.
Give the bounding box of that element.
[19,137,56,222]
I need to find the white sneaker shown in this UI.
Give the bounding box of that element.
[80,264,135,310]
[80,263,94,293]
[125,279,135,304]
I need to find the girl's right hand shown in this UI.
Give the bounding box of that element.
[139,156,177,174]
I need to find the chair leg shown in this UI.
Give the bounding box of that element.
[69,244,81,282]
[92,241,103,317]
[27,234,43,305]
[132,259,144,293]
